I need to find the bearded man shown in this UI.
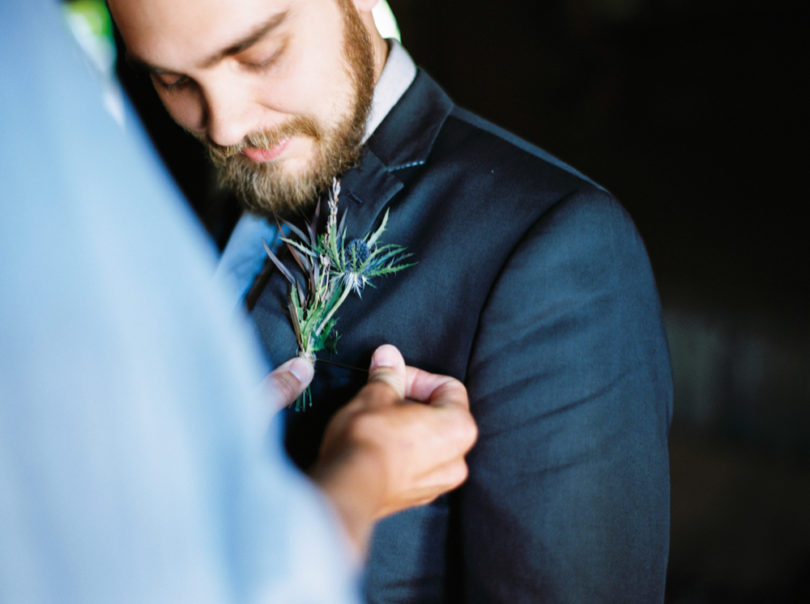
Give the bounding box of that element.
[109,0,674,601]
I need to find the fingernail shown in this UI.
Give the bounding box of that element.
[370,344,399,371]
[284,357,314,383]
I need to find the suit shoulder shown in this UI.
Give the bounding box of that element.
[438,106,607,194]
[419,105,627,231]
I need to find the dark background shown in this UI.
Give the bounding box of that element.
[119,0,810,601]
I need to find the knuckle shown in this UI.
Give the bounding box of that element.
[346,409,385,441]
[449,412,478,449]
[272,372,301,403]
[463,416,478,447]
[450,460,470,487]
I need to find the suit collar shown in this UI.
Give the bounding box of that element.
[362,39,417,144]
[365,70,454,171]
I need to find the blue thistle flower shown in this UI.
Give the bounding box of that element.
[346,238,370,270]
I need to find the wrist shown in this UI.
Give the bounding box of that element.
[310,444,386,558]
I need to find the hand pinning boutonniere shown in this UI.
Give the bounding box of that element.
[263,178,415,411]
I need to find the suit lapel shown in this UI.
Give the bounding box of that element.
[337,148,403,240]
[367,70,453,169]
[337,69,455,237]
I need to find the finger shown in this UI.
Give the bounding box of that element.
[403,367,477,454]
[367,344,406,399]
[346,380,404,415]
[404,366,470,411]
[376,459,471,518]
[409,455,471,492]
[262,356,314,412]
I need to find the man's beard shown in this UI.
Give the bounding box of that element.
[207,0,374,218]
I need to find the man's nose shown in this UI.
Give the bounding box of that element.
[203,84,255,148]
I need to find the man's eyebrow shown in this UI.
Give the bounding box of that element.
[125,10,289,75]
[201,10,289,67]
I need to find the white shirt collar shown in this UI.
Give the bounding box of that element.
[362,38,417,142]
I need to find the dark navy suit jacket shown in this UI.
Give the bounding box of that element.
[248,70,673,603]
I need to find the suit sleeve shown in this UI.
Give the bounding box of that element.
[461,189,673,602]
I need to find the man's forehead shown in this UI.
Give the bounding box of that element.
[109,0,292,68]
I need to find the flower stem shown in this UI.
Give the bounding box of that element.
[315,285,352,338]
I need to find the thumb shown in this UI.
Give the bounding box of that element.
[367,344,406,399]
[262,356,314,413]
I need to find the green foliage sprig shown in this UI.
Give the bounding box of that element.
[263,179,415,411]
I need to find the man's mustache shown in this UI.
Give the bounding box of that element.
[208,116,321,161]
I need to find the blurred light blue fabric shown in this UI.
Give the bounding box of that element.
[214,213,280,309]
[0,2,358,602]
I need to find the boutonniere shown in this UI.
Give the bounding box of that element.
[264,179,415,410]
